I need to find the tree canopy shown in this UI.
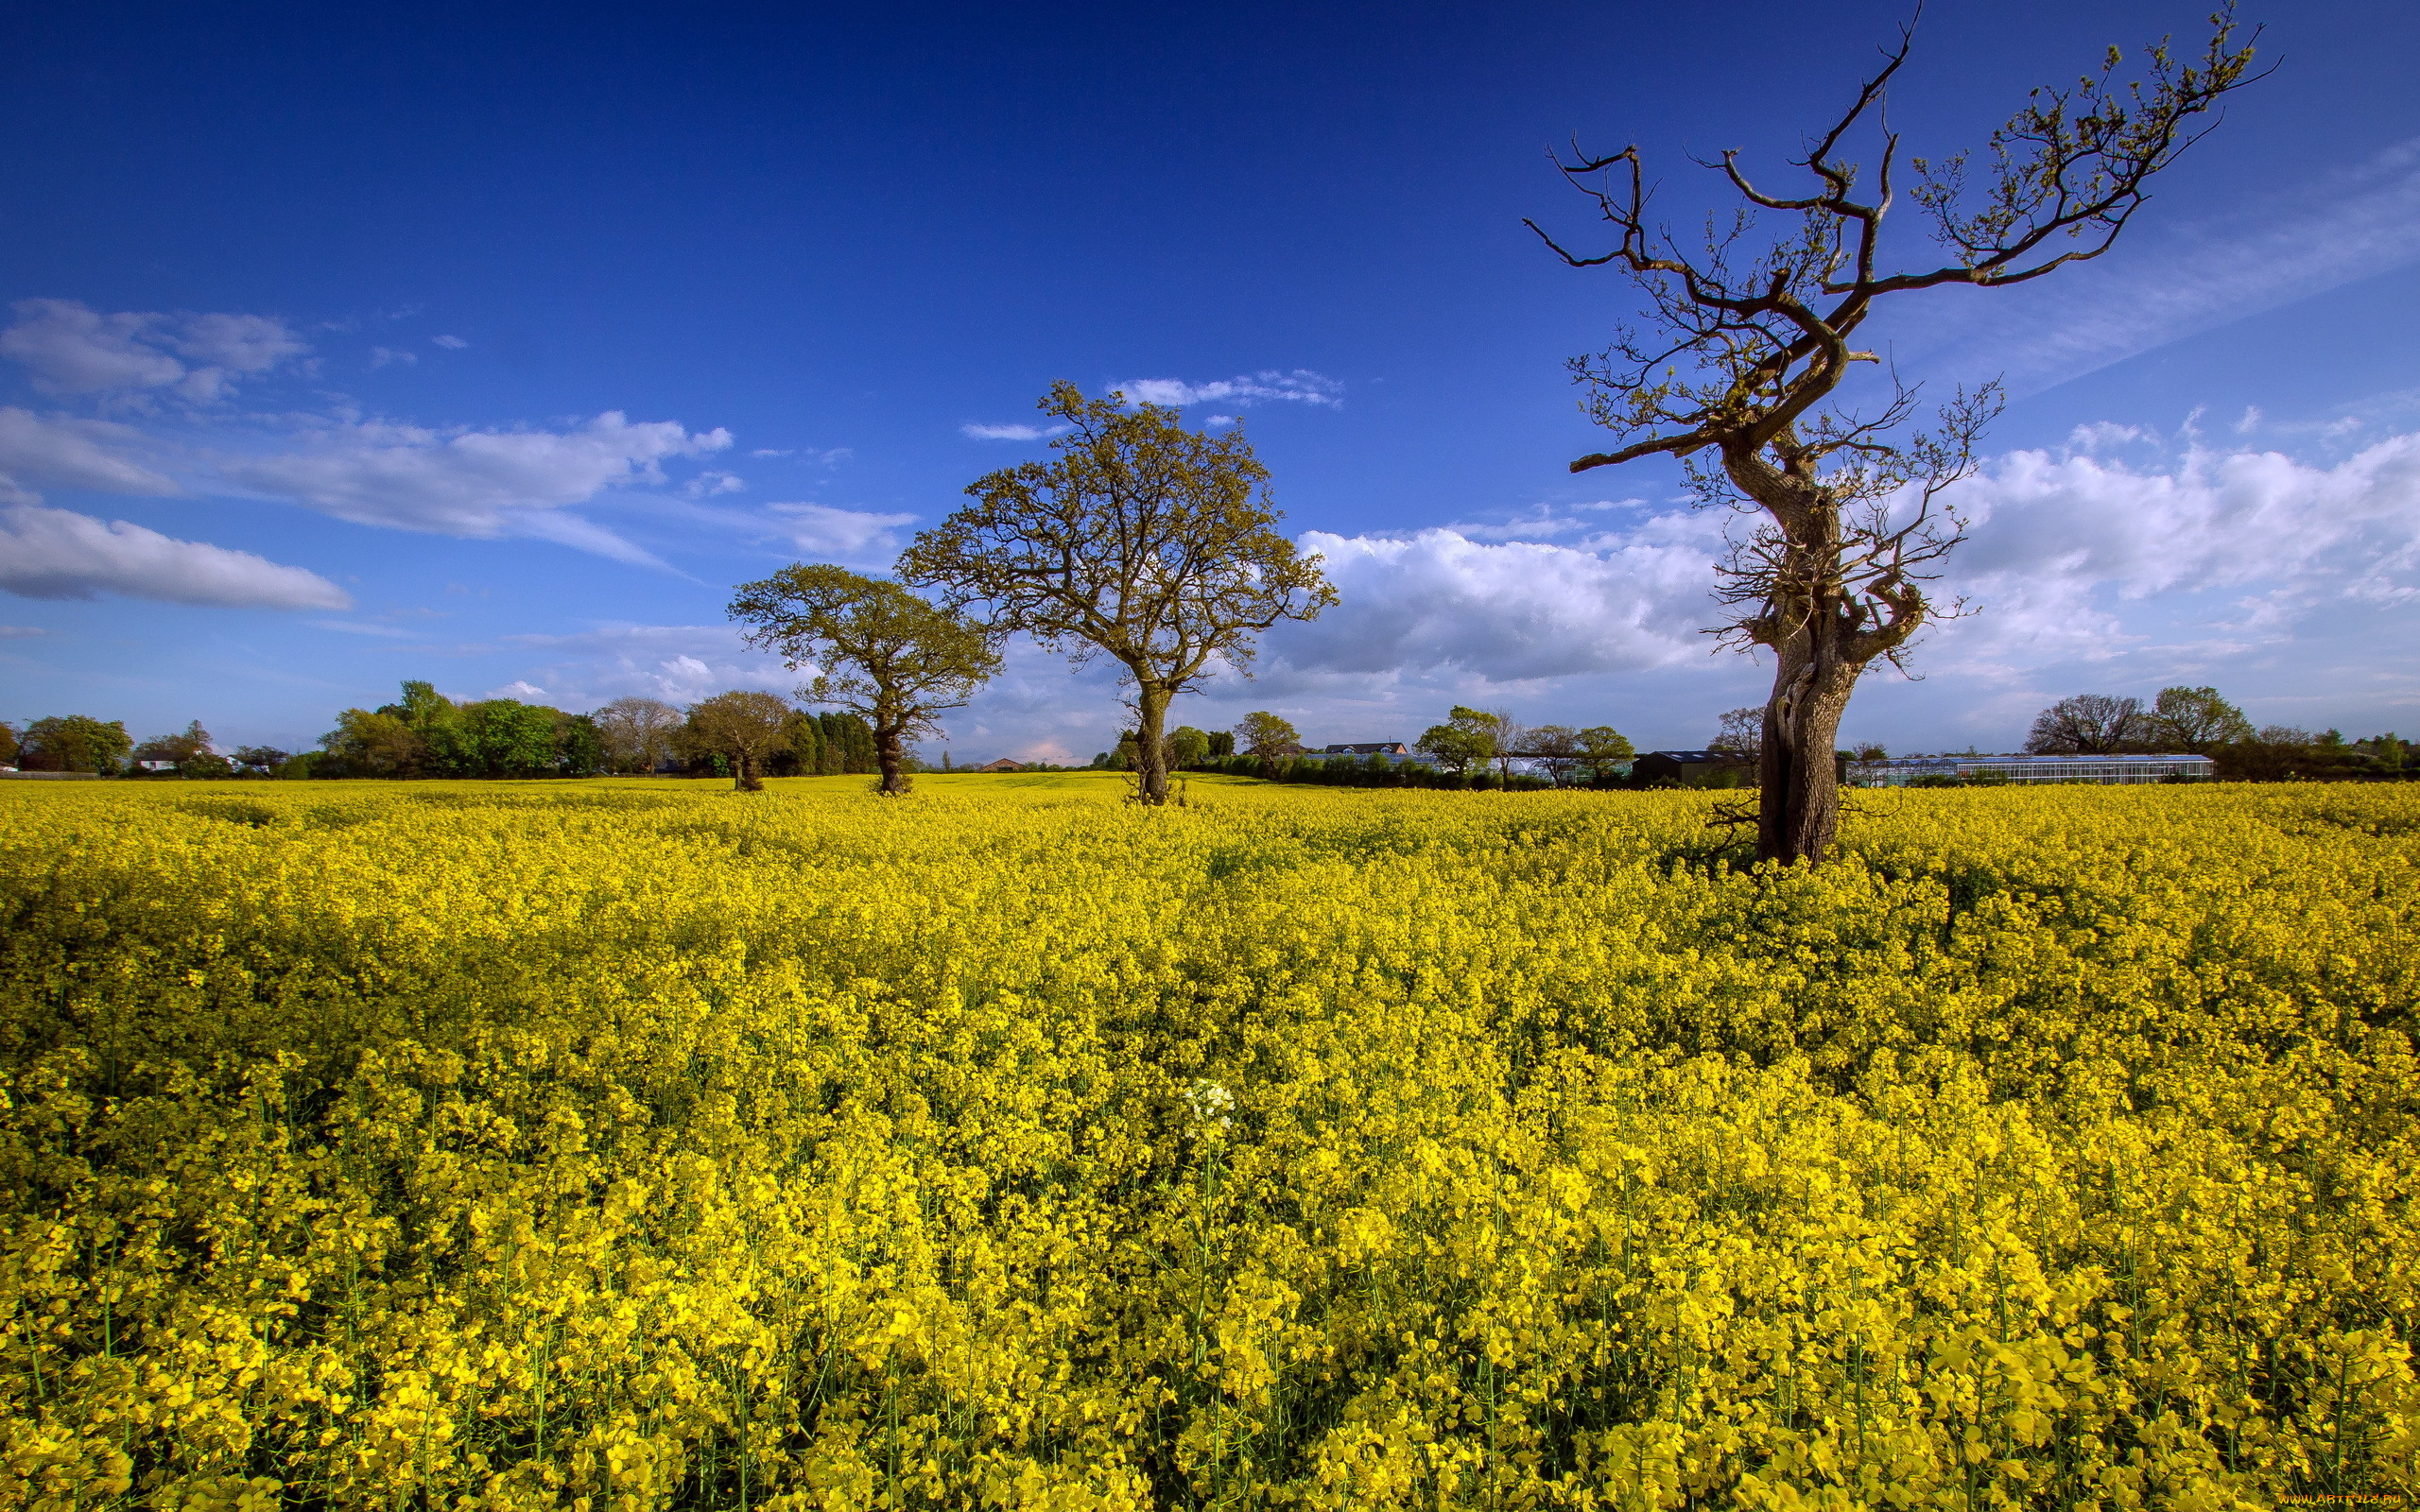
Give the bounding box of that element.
[899,383,1334,804]
[730,564,1000,795]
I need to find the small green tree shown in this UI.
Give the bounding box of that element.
[1577,725,1635,782]
[1234,712,1300,773]
[22,715,133,774]
[1168,726,1212,770]
[320,709,425,777]
[2150,685,2253,754]
[555,713,605,776]
[900,383,1334,805]
[729,564,1002,795]
[1417,707,1500,778]
[681,692,795,792]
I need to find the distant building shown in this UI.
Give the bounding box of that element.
[1313,742,1414,761]
[972,757,1026,772]
[1849,753,2214,786]
[1632,749,1757,784]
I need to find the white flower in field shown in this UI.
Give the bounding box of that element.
[1187,1078,1235,1135]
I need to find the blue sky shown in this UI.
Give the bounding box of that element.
[3,0,2416,762]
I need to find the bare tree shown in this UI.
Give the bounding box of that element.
[900,383,1334,804]
[729,563,1001,795]
[1525,723,1582,785]
[2026,694,2145,754]
[593,696,683,774]
[1529,12,2259,863]
[1708,707,1764,763]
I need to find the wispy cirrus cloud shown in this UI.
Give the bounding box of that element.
[1900,136,2420,393]
[960,421,1070,441]
[1110,369,1342,408]
[214,411,733,564]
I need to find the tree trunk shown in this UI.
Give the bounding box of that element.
[735,750,764,792]
[1755,644,1858,865]
[874,722,907,795]
[1132,679,1172,804]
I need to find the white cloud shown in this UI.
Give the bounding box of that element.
[488,623,795,708]
[1927,429,2420,670]
[0,406,180,499]
[0,625,45,637]
[1272,522,1717,683]
[489,679,556,704]
[750,447,794,457]
[432,335,469,350]
[1111,370,1343,409]
[0,504,351,609]
[961,422,1064,440]
[683,470,745,498]
[370,346,418,369]
[216,410,731,558]
[767,502,917,559]
[0,299,307,401]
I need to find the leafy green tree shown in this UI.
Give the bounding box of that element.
[1168,726,1212,770]
[2150,685,2253,754]
[453,700,562,778]
[681,692,795,791]
[1417,707,1500,778]
[1205,730,1235,758]
[555,713,605,777]
[1577,726,1635,782]
[320,709,426,777]
[900,382,1335,805]
[22,715,133,774]
[1532,16,2256,862]
[231,745,291,773]
[729,563,1003,795]
[0,722,17,767]
[1234,712,1299,772]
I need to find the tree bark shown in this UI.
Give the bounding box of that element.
[1757,654,1856,865]
[1132,679,1172,804]
[735,751,764,792]
[874,721,908,795]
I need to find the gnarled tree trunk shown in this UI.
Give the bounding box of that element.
[1131,678,1172,804]
[874,721,908,795]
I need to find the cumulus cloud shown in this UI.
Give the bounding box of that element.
[767,502,917,559]
[0,406,180,500]
[489,623,794,707]
[431,335,469,350]
[216,410,731,558]
[0,504,351,609]
[1272,521,1718,683]
[1111,369,1342,408]
[1913,429,2420,674]
[489,679,556,703]
[0,299,308,401]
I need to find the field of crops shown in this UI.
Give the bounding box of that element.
[2,774,2414,1509]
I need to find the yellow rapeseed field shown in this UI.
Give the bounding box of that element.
[2,774,2414,1510]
